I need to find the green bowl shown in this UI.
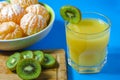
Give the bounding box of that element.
[0,3,55,51]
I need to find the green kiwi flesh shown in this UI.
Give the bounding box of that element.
[33,50,44,64]
[16,59,41,80]
[42,54,56,68]
[6,52,21,71]
[21,50,33,59]
[60,5,81,24]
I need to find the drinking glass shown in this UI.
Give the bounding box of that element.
[65,12,111,73]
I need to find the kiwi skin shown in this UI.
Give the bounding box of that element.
[16,59,41,80]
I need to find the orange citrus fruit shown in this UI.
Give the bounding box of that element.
[20,13,47,36]
[0,21,24,40]
[10,0,38,8]
[0,1,9,11]
[0,4,26,24]
[26,4,50,22]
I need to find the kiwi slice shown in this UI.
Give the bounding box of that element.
[60,5,81,24]
[6,52,21,71]
[33,50,44,64]
[16,59,41,80]
[41,54,56,68]
[6,0,10,3]
[21,50,33,59]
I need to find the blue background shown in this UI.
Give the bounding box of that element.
[29,0,120,80]
[1,0,120,80]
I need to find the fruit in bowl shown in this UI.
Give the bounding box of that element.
[0,4,26,24]
[0,0,55,51]
[10,0,38,8]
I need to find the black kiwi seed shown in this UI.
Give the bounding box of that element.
[33,50,44,64]
[60,5,81,24]
[6,52,21,71]
[41,54,56,68]
[21,50,33,59]
[16,59,41,80]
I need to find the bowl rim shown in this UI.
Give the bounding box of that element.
[0,3,55,42]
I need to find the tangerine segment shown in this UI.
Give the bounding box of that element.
[0,1,9,11]
[0,4,26,24]
[0,21,24,40]
[10,0,38,8]
[26,4,50,22]
[20,13,47,36]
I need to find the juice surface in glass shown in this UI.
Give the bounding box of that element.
[66,18,110,67]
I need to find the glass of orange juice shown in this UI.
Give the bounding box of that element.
[66,12,111,73]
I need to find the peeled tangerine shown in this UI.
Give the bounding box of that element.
[20,13,47,36]
[0,1,9,11]
[10,0,38,8]
[0,4,26,24]
[0,22,24,40]
[26,4,50,22]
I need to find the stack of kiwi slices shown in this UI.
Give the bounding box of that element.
[6,50,56,80]
[60,5,82,24]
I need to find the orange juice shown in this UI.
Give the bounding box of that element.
[66,18,110,67]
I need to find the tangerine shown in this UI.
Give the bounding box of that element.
[26,4,50,22]
[20,13,47,36]
[10,0,38,8]
[0,1,9,11]
[0,21,24,40]
[0,4,26,24]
